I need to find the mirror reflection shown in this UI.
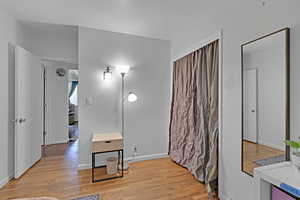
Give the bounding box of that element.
[242,29,289,176]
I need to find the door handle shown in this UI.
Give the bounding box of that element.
[19,118,26,123]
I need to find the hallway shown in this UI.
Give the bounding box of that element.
[42,140,79,158]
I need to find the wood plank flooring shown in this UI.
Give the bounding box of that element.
[42,141,79,157]
[242,140,284,176]
[0,142,209,200]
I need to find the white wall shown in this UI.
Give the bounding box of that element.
[170,1,300,199]
[78,27,170,167]
[45,65,69,145]
[0,9,17,188]
[244,46,285,151]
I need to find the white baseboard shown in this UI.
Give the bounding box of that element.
[126,153,169,163]
[219,192,231,200]
[0,172,14,189]
[78,153,169,170]
[259,141,285,151]
[46,140,68,145]
[78,163,91,170]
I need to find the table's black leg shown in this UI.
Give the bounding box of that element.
[118,151,120,168]
[121,150,124,177]
[92,153,95,183]
[92,150,124,183]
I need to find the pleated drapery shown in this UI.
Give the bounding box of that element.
[169,40,219,195]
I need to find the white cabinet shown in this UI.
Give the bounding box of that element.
[254,162,300,200]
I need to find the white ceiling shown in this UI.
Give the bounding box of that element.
[0,0,214,40]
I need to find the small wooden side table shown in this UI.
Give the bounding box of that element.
[91,132,124,183]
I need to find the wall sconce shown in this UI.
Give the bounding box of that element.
[127,92,138,102]
[103,66,112,81]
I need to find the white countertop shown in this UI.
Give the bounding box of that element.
[254,161,300,198]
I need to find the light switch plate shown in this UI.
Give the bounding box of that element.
[85,96,94,105]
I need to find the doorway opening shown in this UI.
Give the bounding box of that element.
[68,69,79,142]
[42,65,79,162]
[11,22,79,181]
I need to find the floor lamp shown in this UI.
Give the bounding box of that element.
[117,65,138,170]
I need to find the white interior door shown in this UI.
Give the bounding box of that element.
[243,69,258,143]
[15,46,43,179]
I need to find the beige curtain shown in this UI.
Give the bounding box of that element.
[169,40,219,195]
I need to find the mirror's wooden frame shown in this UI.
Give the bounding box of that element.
[241,28,290,177]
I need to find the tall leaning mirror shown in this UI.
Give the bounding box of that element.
[241,28,290,176]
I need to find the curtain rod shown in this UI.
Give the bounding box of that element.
[172,30,222,62]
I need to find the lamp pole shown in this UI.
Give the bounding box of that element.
[119,68,136,171]
[120,72,130,170]
[121,73,125,138]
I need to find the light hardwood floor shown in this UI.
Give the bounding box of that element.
[0,142,209,200]
[243,140,284,176]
